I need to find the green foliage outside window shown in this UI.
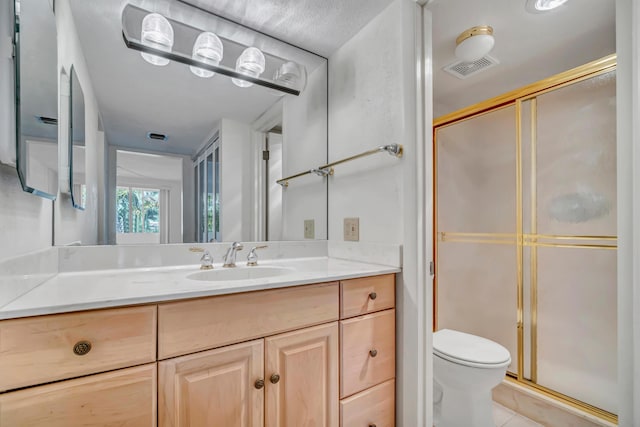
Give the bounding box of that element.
[116,187,160,233]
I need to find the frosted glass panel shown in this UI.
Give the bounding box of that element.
[536,247,617,413]
[437,106,516,234]
[437,241,518,374]
[536,72,616,236]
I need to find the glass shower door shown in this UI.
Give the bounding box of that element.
[436,105,519,375]
[528,71,617,413]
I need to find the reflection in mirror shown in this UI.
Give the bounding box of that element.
[14,0,58,198]
[59,0,328,245]
[116,150,183,244]
[69,66,86,209]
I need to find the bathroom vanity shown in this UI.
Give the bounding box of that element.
[0,262,397,426]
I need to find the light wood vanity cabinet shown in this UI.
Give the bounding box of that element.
[159,322,339,427]
[159,340,265,427]
[0,364,157,427]
[0,274,396,427]
[0,305,157,392]
[339,273,396,427]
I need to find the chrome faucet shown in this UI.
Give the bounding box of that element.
[246,245,268,266]
[189,247,214,270]
[222,242,244,267]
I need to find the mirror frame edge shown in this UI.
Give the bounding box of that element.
[68,64,85,211]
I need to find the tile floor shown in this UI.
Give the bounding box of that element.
[493,402,544,427]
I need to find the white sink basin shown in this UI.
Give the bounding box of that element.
[187,266,295,282]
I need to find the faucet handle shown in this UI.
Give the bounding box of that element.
[247,245,268,266]
[232,241,244,250]
[200,250,214,270]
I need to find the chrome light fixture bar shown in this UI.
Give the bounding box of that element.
[121,4,305,96]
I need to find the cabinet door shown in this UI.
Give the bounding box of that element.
[159,339,264,427]
[265,322,338,427]
[0,364,156,426]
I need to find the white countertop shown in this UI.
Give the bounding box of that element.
[0,257,400,320]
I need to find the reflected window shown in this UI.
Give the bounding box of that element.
[116,186,161,234]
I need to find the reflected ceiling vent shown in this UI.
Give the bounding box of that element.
[36,116,58,125]
[443,55,499,80]
[147,132,168,142]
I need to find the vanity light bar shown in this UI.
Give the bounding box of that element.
[121,5,302,96]
[277,144,404,187]
[122,34,300,96]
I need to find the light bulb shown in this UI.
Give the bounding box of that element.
[274,62,301,86]
[140,13,174,66]
[533,0,568,10]
[190,32,224,78]
[525,0,569,12]
[232,47,265,88]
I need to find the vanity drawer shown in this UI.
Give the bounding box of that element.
[158,282,339,359]
[340,379,395,427]
[340,274,395,319]
[0,305,157,391]
[340,309,395,398]
[0,363,157,426]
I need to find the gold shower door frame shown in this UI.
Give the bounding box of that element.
[433,54,618,424]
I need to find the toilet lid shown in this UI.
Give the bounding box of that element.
[433,329,511,367]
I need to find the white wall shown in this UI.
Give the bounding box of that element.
[182,156,195,243]
[281,64,328,240]
[328,1,428,425]
[53,0,100,246]
[616,0,640,424]
[219,118,253,242]
[0,164,52,261]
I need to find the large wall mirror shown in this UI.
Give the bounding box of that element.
[56,0,328,245]
[13,0,59,199]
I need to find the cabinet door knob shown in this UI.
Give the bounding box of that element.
[254,379,265,389]
[270,373,280,384]
[369,349,378,357]
[369,292,377,300]
[73,340,92,356]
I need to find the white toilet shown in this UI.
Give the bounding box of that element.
[433,329,511,427]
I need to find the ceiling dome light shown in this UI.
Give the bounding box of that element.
[140,13,174,66]
[190,32,224,78]
[232,47,265,88]
[527,0,569,12]
[454,26,495,63]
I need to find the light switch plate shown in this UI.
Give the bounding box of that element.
[304,219,315,239]
[344,217,360,241]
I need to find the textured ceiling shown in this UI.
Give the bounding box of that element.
[179,0,396,58]
[429,0,616,118]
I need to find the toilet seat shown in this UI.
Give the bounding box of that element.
[434,329,511,369]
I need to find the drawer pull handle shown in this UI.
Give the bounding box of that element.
[254,379,265,389]
[369,292,377,300]
[369,349,378,358]
[369,424,377,427]
[73,340,92,356]
[270,373,281,384]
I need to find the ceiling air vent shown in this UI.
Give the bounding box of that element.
[443,55,499,80]
[36,116,58,125]
[147,132,168,142]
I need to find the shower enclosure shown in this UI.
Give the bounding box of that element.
[434,55,617,423]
